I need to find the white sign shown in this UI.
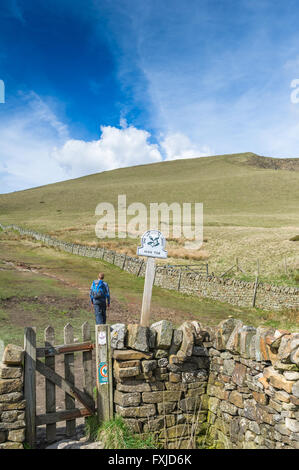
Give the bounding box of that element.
[98,331,106,345]
[137,230,167,259]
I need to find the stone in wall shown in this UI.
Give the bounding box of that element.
[110,324,127,350]
[0,345,26,449]
[206,318,299,449]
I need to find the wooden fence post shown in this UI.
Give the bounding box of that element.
[44,326,56,443]
[95,325,113,424]
[137,260,144,277]
[177,269,182,291]
[64,323,76,437]
[24,327,36,449]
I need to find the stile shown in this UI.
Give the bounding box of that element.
[24,327,36,449]
[64,323,76,437]
[45,326,56,443]
[82,322,93,425]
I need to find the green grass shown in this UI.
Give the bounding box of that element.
[0,230,298,348]
[87,415,158,449]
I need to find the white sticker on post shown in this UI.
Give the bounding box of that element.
[98,331,106,346]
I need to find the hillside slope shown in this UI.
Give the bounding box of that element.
[0,153,298,284]
[1,152,299,230]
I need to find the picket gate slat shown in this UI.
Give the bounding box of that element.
[64,323,76,437]
[45,326,56,443]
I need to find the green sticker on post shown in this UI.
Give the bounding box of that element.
[99,362,108,384]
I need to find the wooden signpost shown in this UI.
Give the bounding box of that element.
[137,230,167,327]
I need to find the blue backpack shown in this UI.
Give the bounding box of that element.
[91,280,107,301]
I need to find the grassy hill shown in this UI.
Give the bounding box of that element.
[1,152,299,228]
[0,152,298,283]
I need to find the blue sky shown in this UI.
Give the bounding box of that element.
[1,0,299,193]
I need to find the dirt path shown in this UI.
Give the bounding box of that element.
[2,258,201,326]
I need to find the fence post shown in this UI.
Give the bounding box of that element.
[95,325,113,424]
[137,260,144,277]
[24,327,36,449]
[177,268,182,291]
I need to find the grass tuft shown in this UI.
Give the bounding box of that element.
[96,415,158,449]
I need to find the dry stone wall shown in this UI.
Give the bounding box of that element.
[0,345,26,449]
[1,223,298,311]
[205,319,299,449]
[0,318,298,449]
[110,319,299,449]
[111,320,210,449]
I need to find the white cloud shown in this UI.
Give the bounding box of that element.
[161,132,211,160]
[52,124,162,178]
[0,93,68,193]
[0,91,211,193]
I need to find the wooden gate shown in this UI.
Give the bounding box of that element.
[24,322,95,448]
